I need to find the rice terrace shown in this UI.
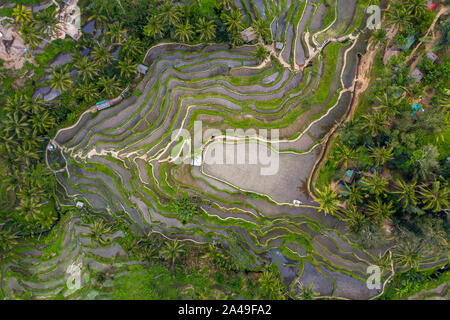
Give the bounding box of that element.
[0,0,449,302]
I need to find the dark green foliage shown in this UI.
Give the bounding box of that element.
[419,57,450,95]
[169,194,203,223]
[319,1,449,267]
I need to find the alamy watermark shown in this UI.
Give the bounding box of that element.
[66,261,83,291]
[366,5,381,30]
[366,265,381,290]
[170,121,280,176]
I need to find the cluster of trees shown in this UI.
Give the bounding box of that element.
[0,85,59,240]
[117,218,289,299]
[169,193,203,223]
[86,0,271,46]
[316,1,449,270]
[0,3,144,247]
[119,235,286,299]
[0,0,273,272]
[385,0,436,47]
[12,4,61,48]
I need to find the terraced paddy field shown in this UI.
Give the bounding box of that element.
[3,0,445,300]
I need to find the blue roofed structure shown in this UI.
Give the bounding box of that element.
[411,104,424,120]
[402,35,416,51]
[137,64,148,75]
[96,99,111,111]
[344,169,356,184]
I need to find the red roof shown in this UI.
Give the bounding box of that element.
[428,2,439,10]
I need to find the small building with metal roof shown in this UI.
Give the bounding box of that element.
[426,51,438,63]
[411,104,424,120]
[411,68,423,82]
[137,64,148,75]
[96,99,111,111]
[75,201,84,209]
[344,169,356,184]
[241,27,256,43]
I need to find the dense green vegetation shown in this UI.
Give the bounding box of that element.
[0,0,289,300]
[315,0,449,293]
[0,0,257,245]
[112,231,286,299]
[0,0,447,300]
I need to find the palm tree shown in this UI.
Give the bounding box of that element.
[19,22,41,48]
[369,145,394,167]
[106,22,127,44]
[26,96,46,115]
[406,0,428,18]
[76,37,94,52]
[343,204,367,231]
[16,144,39,166]
[117,58,138,79]
[17,181,43,202]
[75,83,100,103]
[386,4,413,32]
[315,186,340,216]
[254,45,268,63]
[221,8,244,33]
[297,282,319,300]
[98,76,121,98]
[252,19,271,43]
[393,241,424,270]
[22,135,42,151]
[88,11,108,29]
[218,0,234,11]
[197,17,216,42]
[158,2,182,27]
[5,93,26,113]
[28,163,55,193]
[143,16,165,40]
[49,69,73,93]
[393,178,418,209]
[17,196,41,222]
[412,144,439,180]
[2,111,31,139]
[258,269,285,300]
[362,172,389,198]
[12,4,32,24]
[89,219,112,247]
[374,91,401,118]
[0,228,18,253]
[418,180,449,213]
[36,211,57,230]
[175,19,195,43]
[161,239,185,272]
[335,143,356,169]
[75,56,99,82]
[122,37,143,60]
[360,112,389,137]
[371,29,386,49]
[92,44,113,66]
[345,183,364,206]
[201,244,226,268]
[31,111,55,136]
[1,168,22,198]
[0,132,19,155]
[366,197,395,222]
[91,0,112,16]
[35,8,60,38]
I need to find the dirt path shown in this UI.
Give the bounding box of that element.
[307,37,378,200]
[406,5,449,65]
[347,41,378,119]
